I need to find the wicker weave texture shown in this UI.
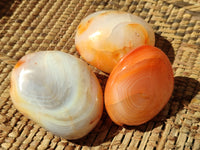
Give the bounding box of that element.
[0,0,200,149]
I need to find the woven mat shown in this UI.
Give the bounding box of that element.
[0,0,200,149]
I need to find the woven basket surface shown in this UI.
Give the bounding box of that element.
[0,0,200,149]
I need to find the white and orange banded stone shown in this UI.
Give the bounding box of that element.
[75,10,155,73]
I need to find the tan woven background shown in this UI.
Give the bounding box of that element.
[0,0,200,149]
